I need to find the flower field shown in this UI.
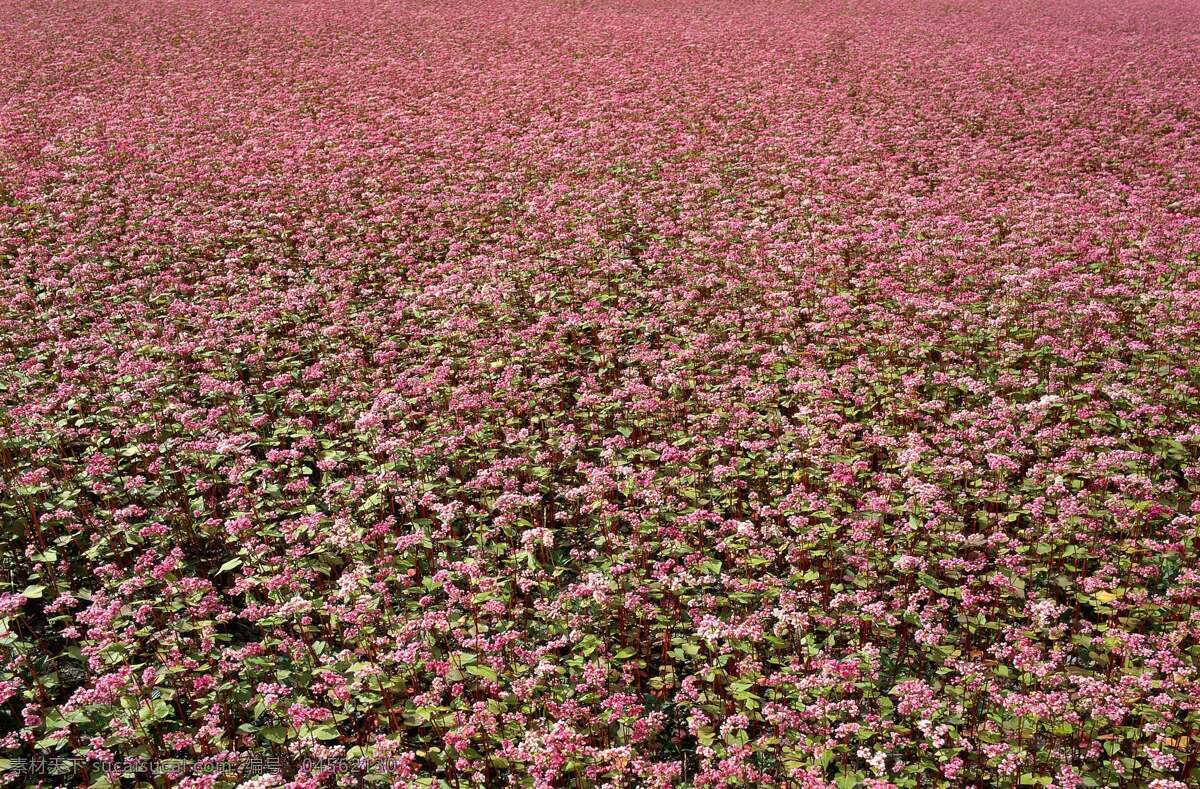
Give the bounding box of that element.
[2,0,1200,785]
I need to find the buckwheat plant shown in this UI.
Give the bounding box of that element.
[1,0,1199,786]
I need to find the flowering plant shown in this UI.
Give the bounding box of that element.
[2,0,1199,786]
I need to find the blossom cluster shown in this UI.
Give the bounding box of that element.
[2,0,1199,786]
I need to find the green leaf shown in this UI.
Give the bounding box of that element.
[216,558,243,574]
[466,665,498,681]
[835,772,864,788]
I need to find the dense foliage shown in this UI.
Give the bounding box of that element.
[2,0,1200,786]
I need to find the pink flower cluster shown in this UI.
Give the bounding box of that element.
[2,0,1199,786]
